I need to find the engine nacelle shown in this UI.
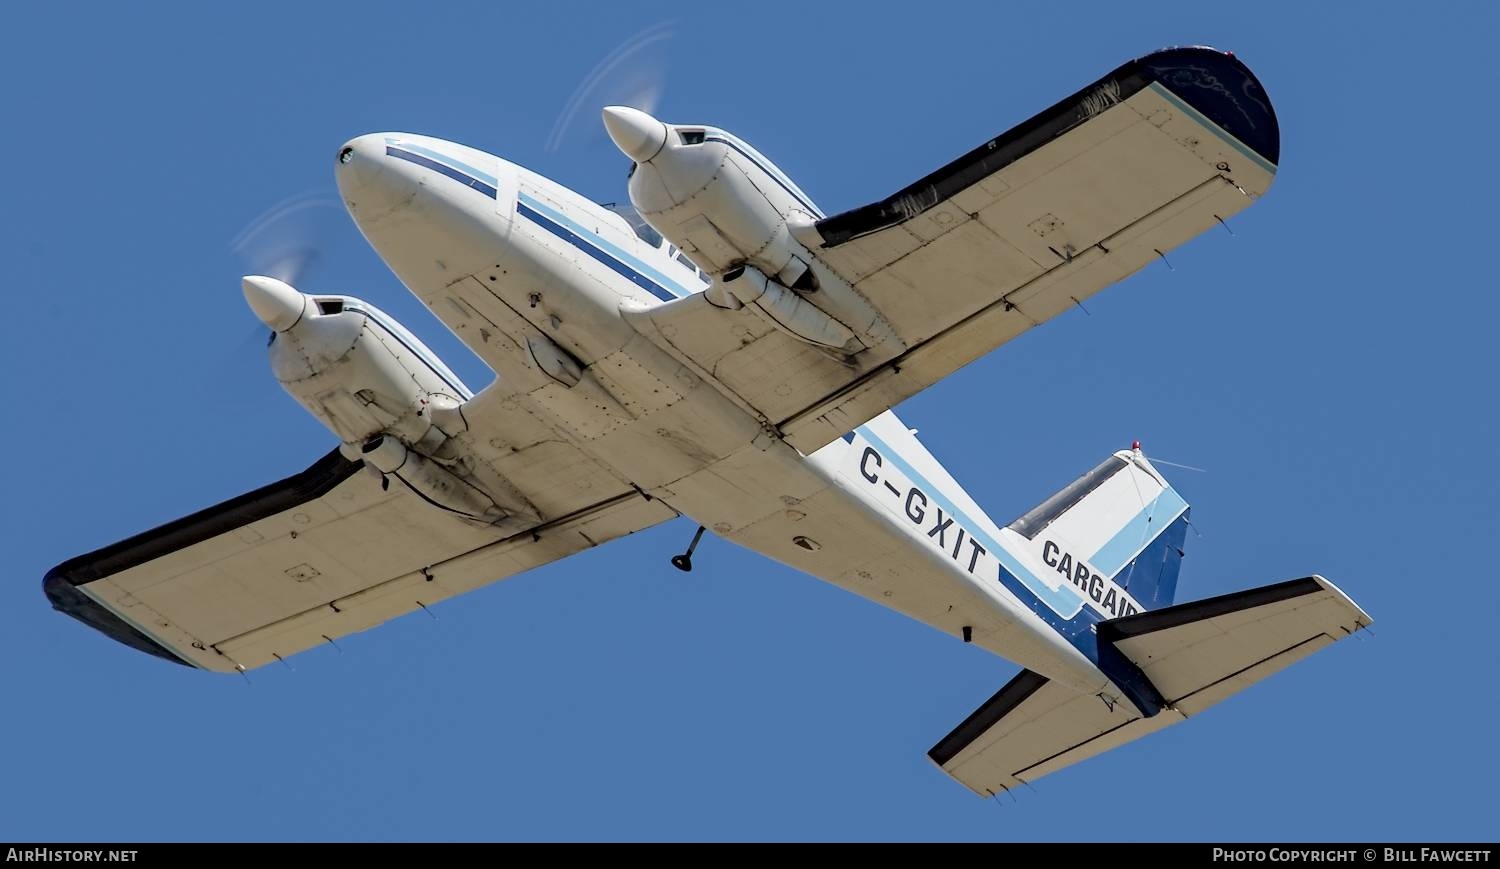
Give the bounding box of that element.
[261,288,470,451]
[718,265,860,353]
[617,110,816,282]
[351,434,507,525]
[605,110,904,359]
[241,276,534,527]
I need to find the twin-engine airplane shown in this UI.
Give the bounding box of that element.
[46,47,1370,796]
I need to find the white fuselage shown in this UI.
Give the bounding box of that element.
[330,132,1120,699]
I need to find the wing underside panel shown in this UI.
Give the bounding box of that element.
[46,446,674,672]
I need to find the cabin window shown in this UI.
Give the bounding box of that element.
[599,202,663,247]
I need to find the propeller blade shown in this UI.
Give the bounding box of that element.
[229,190,346,288]
[545,20,675,154]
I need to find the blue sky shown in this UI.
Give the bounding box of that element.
[2,1,1494,842]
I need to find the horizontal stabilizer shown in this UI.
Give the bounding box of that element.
[929,668,1179,796]
[930,576,1371,795]
[1097,576,1371,715]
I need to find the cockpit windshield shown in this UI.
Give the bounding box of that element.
[600,202,663,248]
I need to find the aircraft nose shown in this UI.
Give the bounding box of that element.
[335,133,416,218]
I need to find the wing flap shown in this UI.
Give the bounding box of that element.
[210,492,675,669]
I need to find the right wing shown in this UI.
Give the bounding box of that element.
[631,46,1279,453]
[44,387,676,673]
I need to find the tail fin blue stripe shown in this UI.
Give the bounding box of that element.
[1088,487,1188,579]
[1115,510,1189,610]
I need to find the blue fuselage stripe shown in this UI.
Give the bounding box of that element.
[386,146,497,199]
[855,426,1085,617]
[385,140,499,187]
[515,193,695,302]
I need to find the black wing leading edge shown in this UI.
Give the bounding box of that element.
[815,46,1279,247]
[43,449,361,666]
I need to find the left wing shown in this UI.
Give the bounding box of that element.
[631,47,1278,453]
[44,387,676,672]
